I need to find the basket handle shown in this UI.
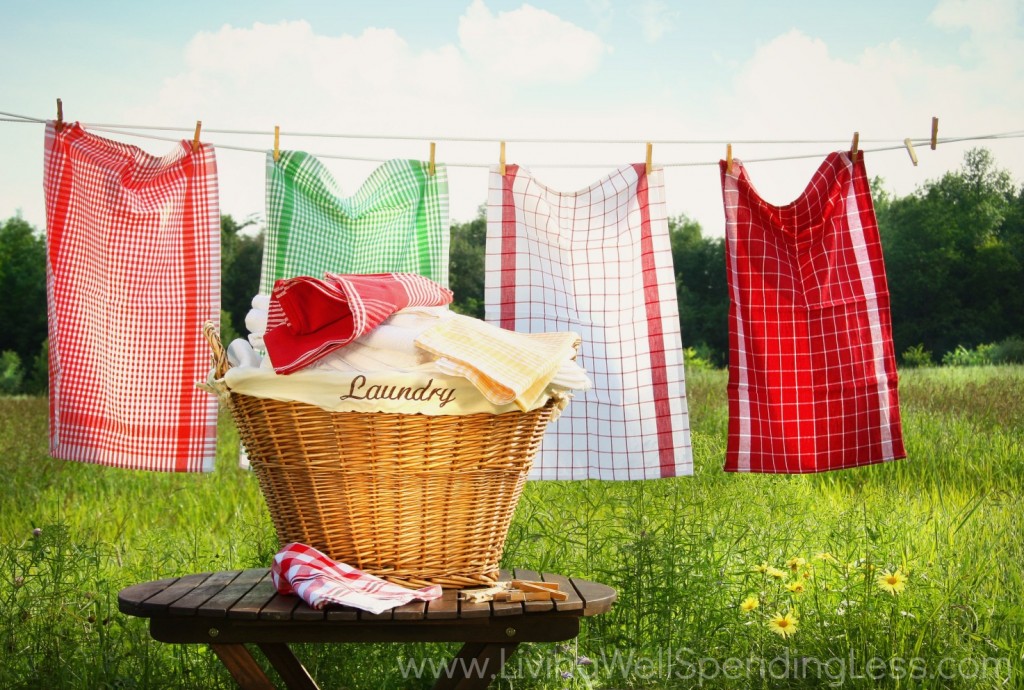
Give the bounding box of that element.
[202,321,230,379]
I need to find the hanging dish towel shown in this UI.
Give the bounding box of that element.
[43,122,219,472]
[271,543,442,615]
[264,272,453,373]
[261,152,449,292]
[720,152,906,473]
[486,164,692,480]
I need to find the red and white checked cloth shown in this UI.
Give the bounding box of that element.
[485,164,692,480]
[720,152,906,473]
[264,272,453,373]
[43,122,219,472]
[270,543,442,614]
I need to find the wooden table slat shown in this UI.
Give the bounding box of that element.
[425,589,459,620]
[227,573,277,620]
[169,571,242,616]
[570,577,617,616]
[392,600,428,621]
[197,568,269,618]
[259,592,302,621]
[133,573,213,614]
[539,573,584,612]
[117,577,180,616]
[324,605,359,621]
[512,568,554,613]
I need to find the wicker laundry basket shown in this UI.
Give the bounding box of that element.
[204,323,557,589]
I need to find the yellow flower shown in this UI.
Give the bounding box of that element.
[740,596,760,613]
[766,567,787,579]
[786,557,806,572]
[768,611,799,638]
[753,562,769,574]
[877,569,908,595]
[786,581,806,594]
[814,552,837,563]
[801,569,813,580]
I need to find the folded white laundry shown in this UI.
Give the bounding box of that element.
[245,307,268,337]
[252,294,270,312]
[227,339,262,369]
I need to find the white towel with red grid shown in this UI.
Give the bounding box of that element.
[720,152,906,473]
[485,164,692,480]
[43,122,220,472]
[271,542,442,614]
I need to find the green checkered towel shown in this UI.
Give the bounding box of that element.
[260,152,449,293]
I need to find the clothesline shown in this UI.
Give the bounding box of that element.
[4,109,1022,169]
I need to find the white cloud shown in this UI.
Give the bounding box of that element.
[631,0,679,43]
[457,0,608,81]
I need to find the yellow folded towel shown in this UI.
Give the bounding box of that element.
[415,314,581,411]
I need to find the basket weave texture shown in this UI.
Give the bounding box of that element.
[204,323,556,589]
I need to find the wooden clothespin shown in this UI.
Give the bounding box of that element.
[429,141,436,176]
[726,143,734,175]
[930,117,939,150]
[850,131,860,162]
[645,142,653,175]
[192,121,202,153]
[273,125,280,162]
[55,98,64,132]
[499,141,506,176]
[903,137,919,166]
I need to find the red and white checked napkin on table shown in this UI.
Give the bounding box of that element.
[271,543,442,614]
[264,272,453,374]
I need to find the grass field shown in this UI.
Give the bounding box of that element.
[1,366,1022,688]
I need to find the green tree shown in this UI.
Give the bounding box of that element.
[449,213,486,318]
[220,215,263,338]
[877,148,1022,358]
[669,214,728,366]
[0,216,47,372]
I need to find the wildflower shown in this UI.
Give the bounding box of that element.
[740,596,760,613]
[576,656,593,666]
[786,556,806,572]
[876,569,907,595]
[768,611,799,638]
[786,581,806,594]
[560,671,574,680]
[814,552,837,563]
[753,562,769,574]
[13,576,24,588]
[32,528,42,538]
[766,566,787,579]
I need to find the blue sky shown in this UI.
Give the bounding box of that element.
[2,0,1021,235]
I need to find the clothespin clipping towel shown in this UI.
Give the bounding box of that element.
[460,580,568,603]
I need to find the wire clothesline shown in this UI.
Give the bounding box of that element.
[3,109,1022,169]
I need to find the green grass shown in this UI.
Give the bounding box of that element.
[1,366,1022,688]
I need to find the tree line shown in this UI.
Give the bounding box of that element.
[2,148,1021,394]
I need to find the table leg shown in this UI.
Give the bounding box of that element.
[210,643,277,690]
[257,643,320,690]
[431,642,519,690]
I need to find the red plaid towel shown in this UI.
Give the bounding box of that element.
[270,543,442,614]
[486,164,692,480]
[721,152,906,473]
[264,272,453,373]
[43,122,219,472]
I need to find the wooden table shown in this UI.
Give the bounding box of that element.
[118,567,616,690]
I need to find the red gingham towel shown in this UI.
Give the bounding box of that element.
[270,543,442,614]
[43,123,219,472]
[264,272,453,373]
[721,152,906,473]
[486,164,692,480]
